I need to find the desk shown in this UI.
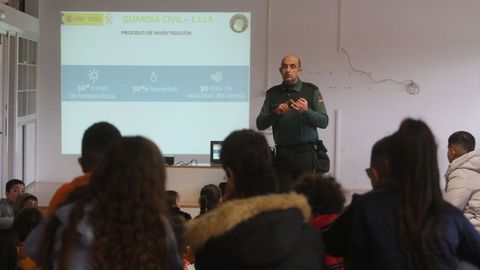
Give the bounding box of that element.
[28,165,225,209]
[165,164,225,207]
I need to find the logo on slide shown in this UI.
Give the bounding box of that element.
[210,71,222,83]
[230,14,248,33]
[87,67,100,83]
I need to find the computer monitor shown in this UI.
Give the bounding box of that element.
[210,141,223,166]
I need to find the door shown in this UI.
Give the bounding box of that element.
[0,33,7,196]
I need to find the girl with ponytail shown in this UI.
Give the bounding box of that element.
[198,184,221,216]
[347,119,480,269]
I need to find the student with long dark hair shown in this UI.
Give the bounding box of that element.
[197,184,221,216]
[348,119,480,269]
[186,129,324,270]
[25,136,181,270]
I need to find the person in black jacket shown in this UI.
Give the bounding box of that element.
[166,190,192,221]
[186,129,325,270]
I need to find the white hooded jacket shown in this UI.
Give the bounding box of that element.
[444,150,480,231]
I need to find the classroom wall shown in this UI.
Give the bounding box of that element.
[267,0,480,188]
[0,3,38,39]
[37,0,480,193]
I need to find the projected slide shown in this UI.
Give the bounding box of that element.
[61,12,251,155]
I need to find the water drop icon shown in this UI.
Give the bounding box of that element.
[150,72,158,82]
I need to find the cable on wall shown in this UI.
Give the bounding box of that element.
[337,0,420,95]
[175,159,198,166]
[340,47,420,95]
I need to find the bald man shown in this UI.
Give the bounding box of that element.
[257,55,329,188]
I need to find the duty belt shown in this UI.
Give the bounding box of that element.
[276,142,317,153]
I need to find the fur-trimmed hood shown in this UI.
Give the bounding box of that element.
[186,192,311,252]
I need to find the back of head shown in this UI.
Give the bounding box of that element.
[293,175,345,216]
[81,122,121,172]
[221,129,278,199]
[389,119,440,197]
[388,118,445,270]
[89,136,167,215]
[198,184,222,215]
[0,229,19,270]
[369,136,392,188]
[448,131,475,152]
[13,193,37,216]
[166,190,179,208]
[5,179,23,193]
[11,207,43,242]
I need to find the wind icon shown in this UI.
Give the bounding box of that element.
[210,71,222,83]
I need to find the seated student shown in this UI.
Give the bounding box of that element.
[186,129,324,270]
[444,131,480,231]
[0,228,19,270]
[294,175,346,270]
[167,190,192,221]
[0,179,25,218]
[365,135,391,189]
[323,135,391,258]
[14,193,38,217]
[46,122,121,215]
[197,184,222,216]
[10,208,43,270]
[25,137,182,270]
[346,119,480,269]
[11,208,44,243]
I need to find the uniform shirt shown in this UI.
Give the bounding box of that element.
[256,80,328,146]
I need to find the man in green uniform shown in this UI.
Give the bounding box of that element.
[257,55,329,189]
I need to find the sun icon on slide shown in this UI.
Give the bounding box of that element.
[87,67,100,83]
